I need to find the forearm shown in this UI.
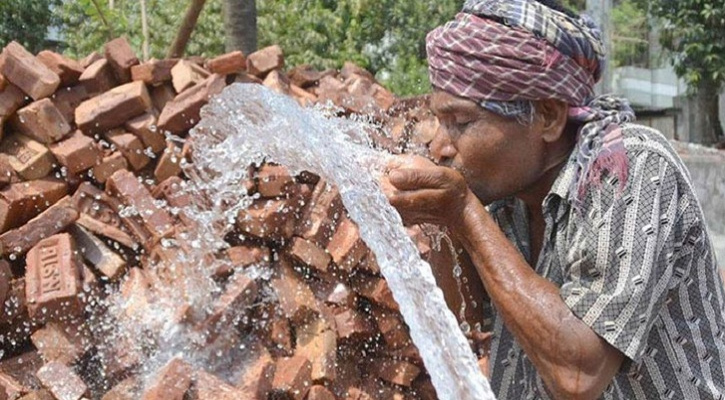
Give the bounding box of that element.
[454,194,619,398]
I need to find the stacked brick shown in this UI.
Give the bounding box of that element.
[0,38,485,400]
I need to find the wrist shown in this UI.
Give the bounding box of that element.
[453,190,489,241]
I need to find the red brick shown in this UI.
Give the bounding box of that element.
[287,65,334,88]
[296,179,344,246]
[0,134,55,181]
[80,51,103,69]
[141,357,192,400]
[17,389,56,400]
[290,84,317,107]
[36,360,87,400]
[130,59,177,85]
[49,130,103,175]
[104,37,139,83]
[68,224,126,281]
[171,59,210,93]
[312,279,356,308]
[288,236,331,274]
[227,244,270,268]
[150,82,176,112]
[0,81,26,119]
[270,260,319,323]
[0,279,36,347]
[51,85,90,124]
[11,98,71,144]
[0,260,10,315]
[90,151,128,184]
[36,51,83,87]
[206,51,246,75]
[247,45,284,78]
[236,348,275,398]
[0,154,15,186]
[340,62,375,81]
[0,351,44,391]
[79,59,117,95]
[191,370,242,400]
[0,195,78,257]
[263,70,291,95]
[0,370,27,399]
[95,335,143,383]
[350,274,399,312]
[237,199,298,242]
[256,164,294,197]
[374,359,420,387]
[101,376,141,400]
[296,317,337,382]
[75,81,152,134]
[267,313,294,355]
[153,142,183,182]
[371,306,411,350]
[357,253,380,275]
[307,385,336,400]
[0,177,68,233]
[106,169,174,241]
[157,74,225,134]
[333,309,374,341]
[24,233,83,321]
[71,182,139,248]
[0,42,60,100]
[327,217,367,272]
[103,129,150,171]
[30,322,86,365]
[271,356,312,400]
[204,273,258,333]
[125,112,166,153]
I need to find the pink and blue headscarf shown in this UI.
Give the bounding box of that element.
[426,0,635,203]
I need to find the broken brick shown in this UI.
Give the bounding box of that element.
[157,74,225,134]
[149,83,176,112]
[103,129,150,171]
[125,112,166,153]
[271,355,312,400]
[287,65,334,89]
[104,37,140,83]
[36,51,83,87]
[153,142,183,182]
[106,169,174,241]
[191,370,241,400]
[68,224,127,281]
[0,134,55,181]
[71,183,139,249]
[30,322,87,365]
[296,317,337,383]
[90,151,128,184]
[141,357,192,400]
[171,60,210,93]
[0,370,27,399]
[79,59,117,95]
[101,376,141,400]
[0,81,26,119]
[0,260,10,315]
[130,59,177,86]
[51,85,90,124]
[256,164,294,198]
[237,199,298,242]
[350,274,399,312]
[75,81,152,134]
[333,309,374,341]
[36,360,88,400]
[247,45,284,78]
[307,385,336,400]
[327,217,367,272]
[288,236,331,274]
[204,272,258,332]
[79,52,103,69]
[270,260,319,323]
[206,51,246,75]
[0,178,68,233]
[49,130,103,175]
[226,244,270,268]
[0,42,60,100]
[263,70,291,95]
[296,179,344,247]
[236,348,275,398]
[371,306,411,350]
[11,98,71,144]
[374,359,420,387]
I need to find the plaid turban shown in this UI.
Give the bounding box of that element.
[426,0,635,204]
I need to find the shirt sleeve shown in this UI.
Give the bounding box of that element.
[559,149,690,363]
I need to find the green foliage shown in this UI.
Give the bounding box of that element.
[611,0,649,67]
[651,0,725,91]
[256,0,461,95]
[0,0,60,53]
[59,0,225,60]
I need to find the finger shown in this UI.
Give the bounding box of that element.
[388,168,448,191]
[388,189,444,211]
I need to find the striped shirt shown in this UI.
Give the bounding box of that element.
[484,124,725,399]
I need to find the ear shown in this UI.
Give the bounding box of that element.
[534,99,569,143]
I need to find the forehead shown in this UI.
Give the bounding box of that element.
[430,91,482,115]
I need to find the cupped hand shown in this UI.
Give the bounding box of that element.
[380,155,473,229]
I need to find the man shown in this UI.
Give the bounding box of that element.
[384,0,725,398]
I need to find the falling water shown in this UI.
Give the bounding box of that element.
[185,83,496,400]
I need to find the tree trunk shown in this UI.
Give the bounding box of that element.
[223,0,257,55]
[692,81,724,146]
[167,0,207,59]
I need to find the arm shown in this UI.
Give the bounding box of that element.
[384,160,623,399]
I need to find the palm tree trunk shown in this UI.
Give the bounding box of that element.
[167,0,208,59]
[692,81,724,146]
[223,0,257,55]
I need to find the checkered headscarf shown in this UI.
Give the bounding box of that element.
[426,0,635,203]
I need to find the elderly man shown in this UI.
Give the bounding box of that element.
[384,0,725,399]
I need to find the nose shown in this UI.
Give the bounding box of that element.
[429,125,457,165]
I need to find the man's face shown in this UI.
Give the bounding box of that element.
[429,91,547,205]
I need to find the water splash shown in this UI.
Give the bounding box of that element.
[189,83,495,400]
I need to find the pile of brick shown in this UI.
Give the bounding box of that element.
[0,37,481,400]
